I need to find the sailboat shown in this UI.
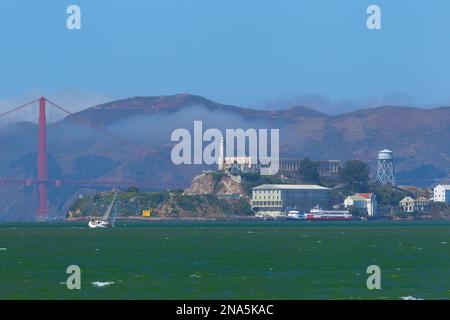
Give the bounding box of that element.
[88,192,119,228]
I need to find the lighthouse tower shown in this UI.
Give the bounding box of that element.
[376,149,395,186]
[218,138,226,171]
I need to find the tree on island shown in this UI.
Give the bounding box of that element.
[298,158,320,184]
[127,186,140,193]
[340,160,370,192]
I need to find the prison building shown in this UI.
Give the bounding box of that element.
[271,159,342,176]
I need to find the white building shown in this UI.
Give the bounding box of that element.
[415,196,430,212]
[251,184,330,217]
[399,196,431,213]
[344,193,378,216]
[433,185,450,204]
[399,196,415,213]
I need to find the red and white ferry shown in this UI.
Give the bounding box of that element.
[305,206,352,221]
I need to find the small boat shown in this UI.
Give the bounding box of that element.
[285,210,305,220]
[88,192,118,229]
[88,219,110,228]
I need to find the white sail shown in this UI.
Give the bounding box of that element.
[102,192,118,221]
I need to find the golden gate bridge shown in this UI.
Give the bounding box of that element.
[0,97,185,220]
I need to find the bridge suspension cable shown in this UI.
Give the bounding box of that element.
[0,99,38,119]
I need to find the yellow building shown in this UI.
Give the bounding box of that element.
[142,209,151,217]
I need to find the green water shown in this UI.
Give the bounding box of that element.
[0,221,449,300]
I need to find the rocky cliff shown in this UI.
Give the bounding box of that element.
[184,171,247,198]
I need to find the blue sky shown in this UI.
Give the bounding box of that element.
[1,0,450,113]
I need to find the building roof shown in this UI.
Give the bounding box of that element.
[435,184,450,190]
[345,195,369,202]
[355,193,373,199]
[252,184,330,191]
[400,196,415,203]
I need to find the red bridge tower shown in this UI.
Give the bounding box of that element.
[37,97,48,220]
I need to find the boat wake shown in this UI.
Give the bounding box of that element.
[92,281,115,287]
[400,296,424,300]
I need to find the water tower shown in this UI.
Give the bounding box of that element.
[376,149,395,185]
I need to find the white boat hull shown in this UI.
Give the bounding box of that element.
[88,220,109,228]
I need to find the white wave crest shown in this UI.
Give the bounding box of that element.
[92,281,115,287]
[400,296,424,300]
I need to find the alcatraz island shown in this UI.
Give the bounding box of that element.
[67,151,450,222]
